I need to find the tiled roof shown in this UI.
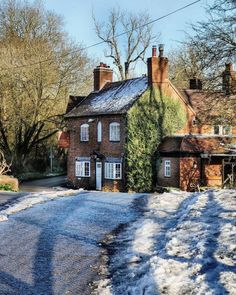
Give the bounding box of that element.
[66,77,148,117]
[179,89,236,123]
[159,136,236,154]
[66,96,85,113]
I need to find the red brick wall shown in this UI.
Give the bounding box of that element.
[180,157,201,191]
[66,114,126,191]
[157,157,180,188]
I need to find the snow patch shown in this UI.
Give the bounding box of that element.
[90,77,148,113]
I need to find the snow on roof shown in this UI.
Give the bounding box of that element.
[66,76,148,117]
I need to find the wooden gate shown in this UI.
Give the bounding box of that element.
[222,158,236,188]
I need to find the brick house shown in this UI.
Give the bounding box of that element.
[157,64,236,190]
[64,72,148,191]
[64,45,236,191]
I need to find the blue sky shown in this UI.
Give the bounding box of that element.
[40,0,213,74]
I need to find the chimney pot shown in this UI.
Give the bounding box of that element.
[147,45,168,86]
[152,45,157,57]
[158,44,164,57]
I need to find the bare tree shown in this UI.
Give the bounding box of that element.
[93,8,158,80]
[169,0,236,91]
[0,150,11,175]
[0,0,93,173]
[169,44,206,89]
[188,0,235,87]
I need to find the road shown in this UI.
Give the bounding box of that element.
[20,175,67,192]
[0,176,67,208]
[0,191,146,295]
[0,192,27,207]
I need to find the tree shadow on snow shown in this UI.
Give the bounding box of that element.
[104,191,236,294]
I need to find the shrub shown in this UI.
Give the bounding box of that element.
[0,183,14,192]
[126,87,186,192]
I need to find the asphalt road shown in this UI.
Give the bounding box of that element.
[0,192,27,207]
[20,175,67,192]
[0,176,67,208]
[0,191,146,295]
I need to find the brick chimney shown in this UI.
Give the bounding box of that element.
[222,62,236,95]
[93,63,113,91]
[147,44,169,86]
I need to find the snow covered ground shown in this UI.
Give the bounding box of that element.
[94,190,236,295]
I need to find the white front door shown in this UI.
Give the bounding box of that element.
[96,162,102,190]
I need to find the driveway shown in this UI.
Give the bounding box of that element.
[0,191,147,295]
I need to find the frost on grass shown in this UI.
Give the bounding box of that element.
[94,190,236,295]
[0,189,82,221]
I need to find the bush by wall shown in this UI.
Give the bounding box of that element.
[0,175,19,191]
[126,87,186,192]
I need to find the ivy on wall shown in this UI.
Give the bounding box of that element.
[126,87,187,192]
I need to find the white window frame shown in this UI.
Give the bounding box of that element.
[80,124,89,141]
[105,162,122,179]
[213,125,232,135]
[97,121,102,142]
[164,160,171,177]
[75,161,90,177]
[109,122,120,141]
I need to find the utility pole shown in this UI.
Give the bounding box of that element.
[49,146,54,172]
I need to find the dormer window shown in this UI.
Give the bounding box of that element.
[109,122,120,141]
[213,125,231,135]
[80,124,89,141]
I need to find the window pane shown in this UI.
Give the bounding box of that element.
[105,162,122,179]
[115,163,121,179]
[75,162,82,176]
[81,124,89,141]
[214,125,220,135]
[223,126,231,135]
[110,123,120,141]
[110,163,114,179]
[164,160,171,177]
[97,121,102,142]
[84,162,90,176]
[75,161,90,177]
